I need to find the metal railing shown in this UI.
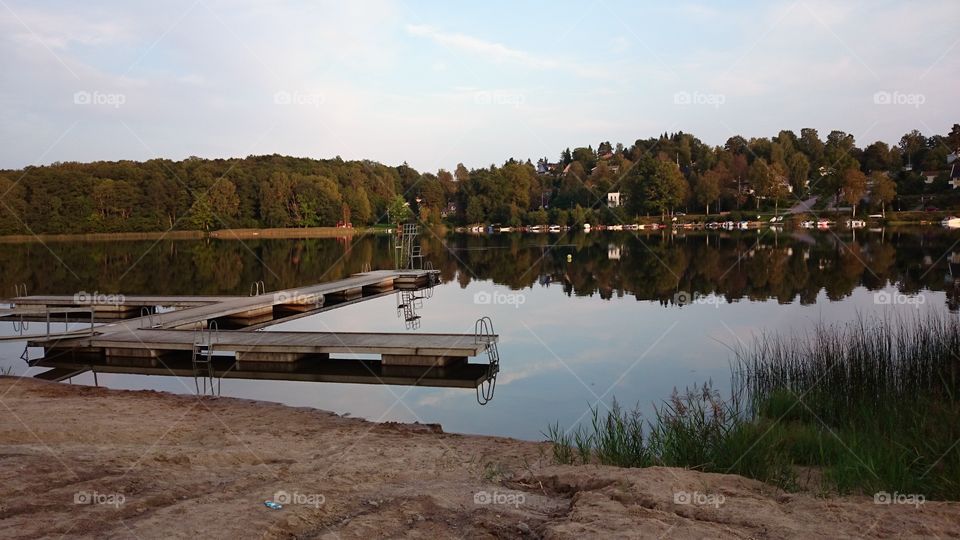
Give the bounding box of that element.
[192,321,220,396]
[474,316,500,405]
[249,281,265,297]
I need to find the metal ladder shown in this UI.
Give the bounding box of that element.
[191,321,220,396]
[249,280,265,297]
[11,284,28,335]
[396,290,423,330]
[474,316,500,405]
[394,224,421,269]
[140,307,159,329]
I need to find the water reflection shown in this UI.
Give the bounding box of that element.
[2,228,959,439]
[2,229,959,311]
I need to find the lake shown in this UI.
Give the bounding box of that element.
[2,227,958,440]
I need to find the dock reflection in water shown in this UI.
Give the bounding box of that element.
[12,267,500,405]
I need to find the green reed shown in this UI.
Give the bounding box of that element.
[545,312,960,499]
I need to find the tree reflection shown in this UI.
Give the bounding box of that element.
[2,228,959,312]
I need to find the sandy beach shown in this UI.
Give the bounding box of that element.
[0,377,956,539]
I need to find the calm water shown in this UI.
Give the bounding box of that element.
[2,228,959,440]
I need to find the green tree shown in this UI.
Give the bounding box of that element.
[870,171,896,217]
[640,160,687,219]
[842,168,868,216]
[787,153,810,196]
[387,194,413,224]
[748,159,773,210]
[694,170,721,215]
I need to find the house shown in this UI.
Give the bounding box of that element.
[599,151,615,161]
[951,163,960,189]
[536,159,560,175]
[441,202,457,218]
[607,192,622,207]
[776,175,794,194]
[922,170,941,184]
[608,244,621,260]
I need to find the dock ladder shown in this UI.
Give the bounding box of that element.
[474,316,500,405]
[191,321,220,396]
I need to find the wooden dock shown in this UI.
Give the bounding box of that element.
[31,356,494,389]
[36,329,493,367]
[20,269,499,370]
[7,270,435,328]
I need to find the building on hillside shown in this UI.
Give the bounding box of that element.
[536,159,560,175]
[922,170,941,184]
[607,192,622,207]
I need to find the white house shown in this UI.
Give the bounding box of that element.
[607,192,622,207]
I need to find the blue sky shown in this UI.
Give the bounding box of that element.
[1,0,957,173]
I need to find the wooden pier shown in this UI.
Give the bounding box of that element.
[38,329,491,368]
[16,269,500,372]
[31,356,494,389]
[7,270,431,328]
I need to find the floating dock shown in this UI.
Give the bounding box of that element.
[16,269,498,370]
[31,356,495,389]
[37,329,492,368]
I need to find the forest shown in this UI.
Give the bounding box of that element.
[0,124,957,235]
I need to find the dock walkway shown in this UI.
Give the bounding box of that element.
[21,269,500,369]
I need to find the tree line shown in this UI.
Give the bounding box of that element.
[0,124,957,234]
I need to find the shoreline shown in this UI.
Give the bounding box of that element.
[0,226,388,244]
[1,376,956,538]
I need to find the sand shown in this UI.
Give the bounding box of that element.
[0,377,956,539]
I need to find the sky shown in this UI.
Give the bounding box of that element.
[1,0,957,174]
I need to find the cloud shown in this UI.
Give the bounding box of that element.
[405,24,607,78]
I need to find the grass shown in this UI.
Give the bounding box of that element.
[545,313,960,499]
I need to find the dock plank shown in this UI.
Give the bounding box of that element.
[34,329,495,357]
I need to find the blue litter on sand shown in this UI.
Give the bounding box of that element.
[264,501,283,510]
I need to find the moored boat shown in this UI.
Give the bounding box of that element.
[942,217,960,228]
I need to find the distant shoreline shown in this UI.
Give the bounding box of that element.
[0,226,388,244]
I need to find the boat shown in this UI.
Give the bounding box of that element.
[548,225,561,233]
[498,226,512,232]
[800,221,815,229]
[816,220,831,229]
[583,223,591,231]
[846,220,866,228]
[528,225,544,233]
[942,217,960,228]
